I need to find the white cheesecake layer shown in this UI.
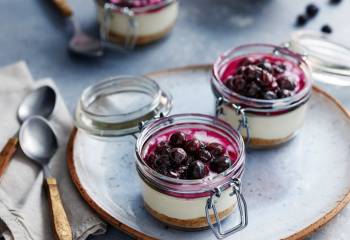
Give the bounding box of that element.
[97,2,178,37]
[140,180,236,220]
[220,104,308,140]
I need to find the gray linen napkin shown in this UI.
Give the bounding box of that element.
[0,61,107,240]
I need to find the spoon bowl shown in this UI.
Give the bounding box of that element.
[19,116,58,166]
[17,86,56,123]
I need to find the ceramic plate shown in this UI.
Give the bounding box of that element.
[67,65,350,240]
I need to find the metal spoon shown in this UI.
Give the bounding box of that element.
[0,86,56,177]
[52,0,103,57]
[20,116,72,240]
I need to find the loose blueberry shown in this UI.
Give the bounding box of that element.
[296,14,308,26]
[188,160,206,179]
[169,131,186,147]
[321,25,332,34]
[211,156,232,173]
[329,0,342,5]
[306,4,319,18]
[169,148,187,166]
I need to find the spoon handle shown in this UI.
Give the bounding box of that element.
[52,0,73,17]
[46,177,72,240]
[0,137,19,177]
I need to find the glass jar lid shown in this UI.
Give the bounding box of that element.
[289,31,350,86]
[75,75,172,136]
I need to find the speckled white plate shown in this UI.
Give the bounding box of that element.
[67,65,350,240]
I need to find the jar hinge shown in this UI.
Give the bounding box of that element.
[102,4,138,49]
[216,97,250,146]
[205,178,248,239]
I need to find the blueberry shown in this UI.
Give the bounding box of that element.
[258,61,273,73]
[273,64,286,75]
[329,0,342,5]
[154,141,170,155]
[197,149,213,163]
[277,76,296,90]
[321,24,332,34]
[233,75,247,92]
[185,139,201,154]
[206,143,226,157]
[246,82,261,98]
[154,155,171,175]
[259,71,274,88]
[187,160,206,179]
[146,153,157,168]
[306,4,319,18]
[277,89,292,98]
[169,131,186,147]
[211,156,232,173]
[169,148,187,166]
[244,65,259,81]
[296,14,308,26]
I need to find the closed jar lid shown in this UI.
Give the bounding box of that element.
[288,31,350,86]
[75,75,173,137]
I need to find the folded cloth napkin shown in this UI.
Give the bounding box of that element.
[0,61,107,240]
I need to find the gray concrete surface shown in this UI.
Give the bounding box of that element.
[1,0,350,239]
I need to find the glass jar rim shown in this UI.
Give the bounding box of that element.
[75,75,172,136]
[97,0,176,13]
[212,43,313,111]
[135,113,246,195]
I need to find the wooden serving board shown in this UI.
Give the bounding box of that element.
[67,65,350,240]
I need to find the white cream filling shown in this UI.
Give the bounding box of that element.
[220,104,308,140]
[97,2,178,37]
[140,180,236,220]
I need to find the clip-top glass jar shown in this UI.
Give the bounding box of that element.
[136,114,247,239]
[212,44,312,148]
[95,0,178,49]
[75,75,172,137]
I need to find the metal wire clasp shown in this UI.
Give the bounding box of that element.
[102,3,138,49]
[205,178,248,239]
[216,97,250,146]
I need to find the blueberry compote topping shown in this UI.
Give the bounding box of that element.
[108,0,163,8]
[223,55,305,100]
[145,130,238,180]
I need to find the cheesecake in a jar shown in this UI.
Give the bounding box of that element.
[212,44,312,148]
[96,0,178,47]
[136,114,247,238]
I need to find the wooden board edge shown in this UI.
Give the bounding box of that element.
[66,128,157,240]
[66,64,350,240]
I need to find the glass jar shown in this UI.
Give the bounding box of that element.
[95,0,178,48]
[211,44,313,148]
[75,75,172,137]
[136,114,247,239]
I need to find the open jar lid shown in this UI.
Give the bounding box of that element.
[75,75,173,137]
[288,31,350,86]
